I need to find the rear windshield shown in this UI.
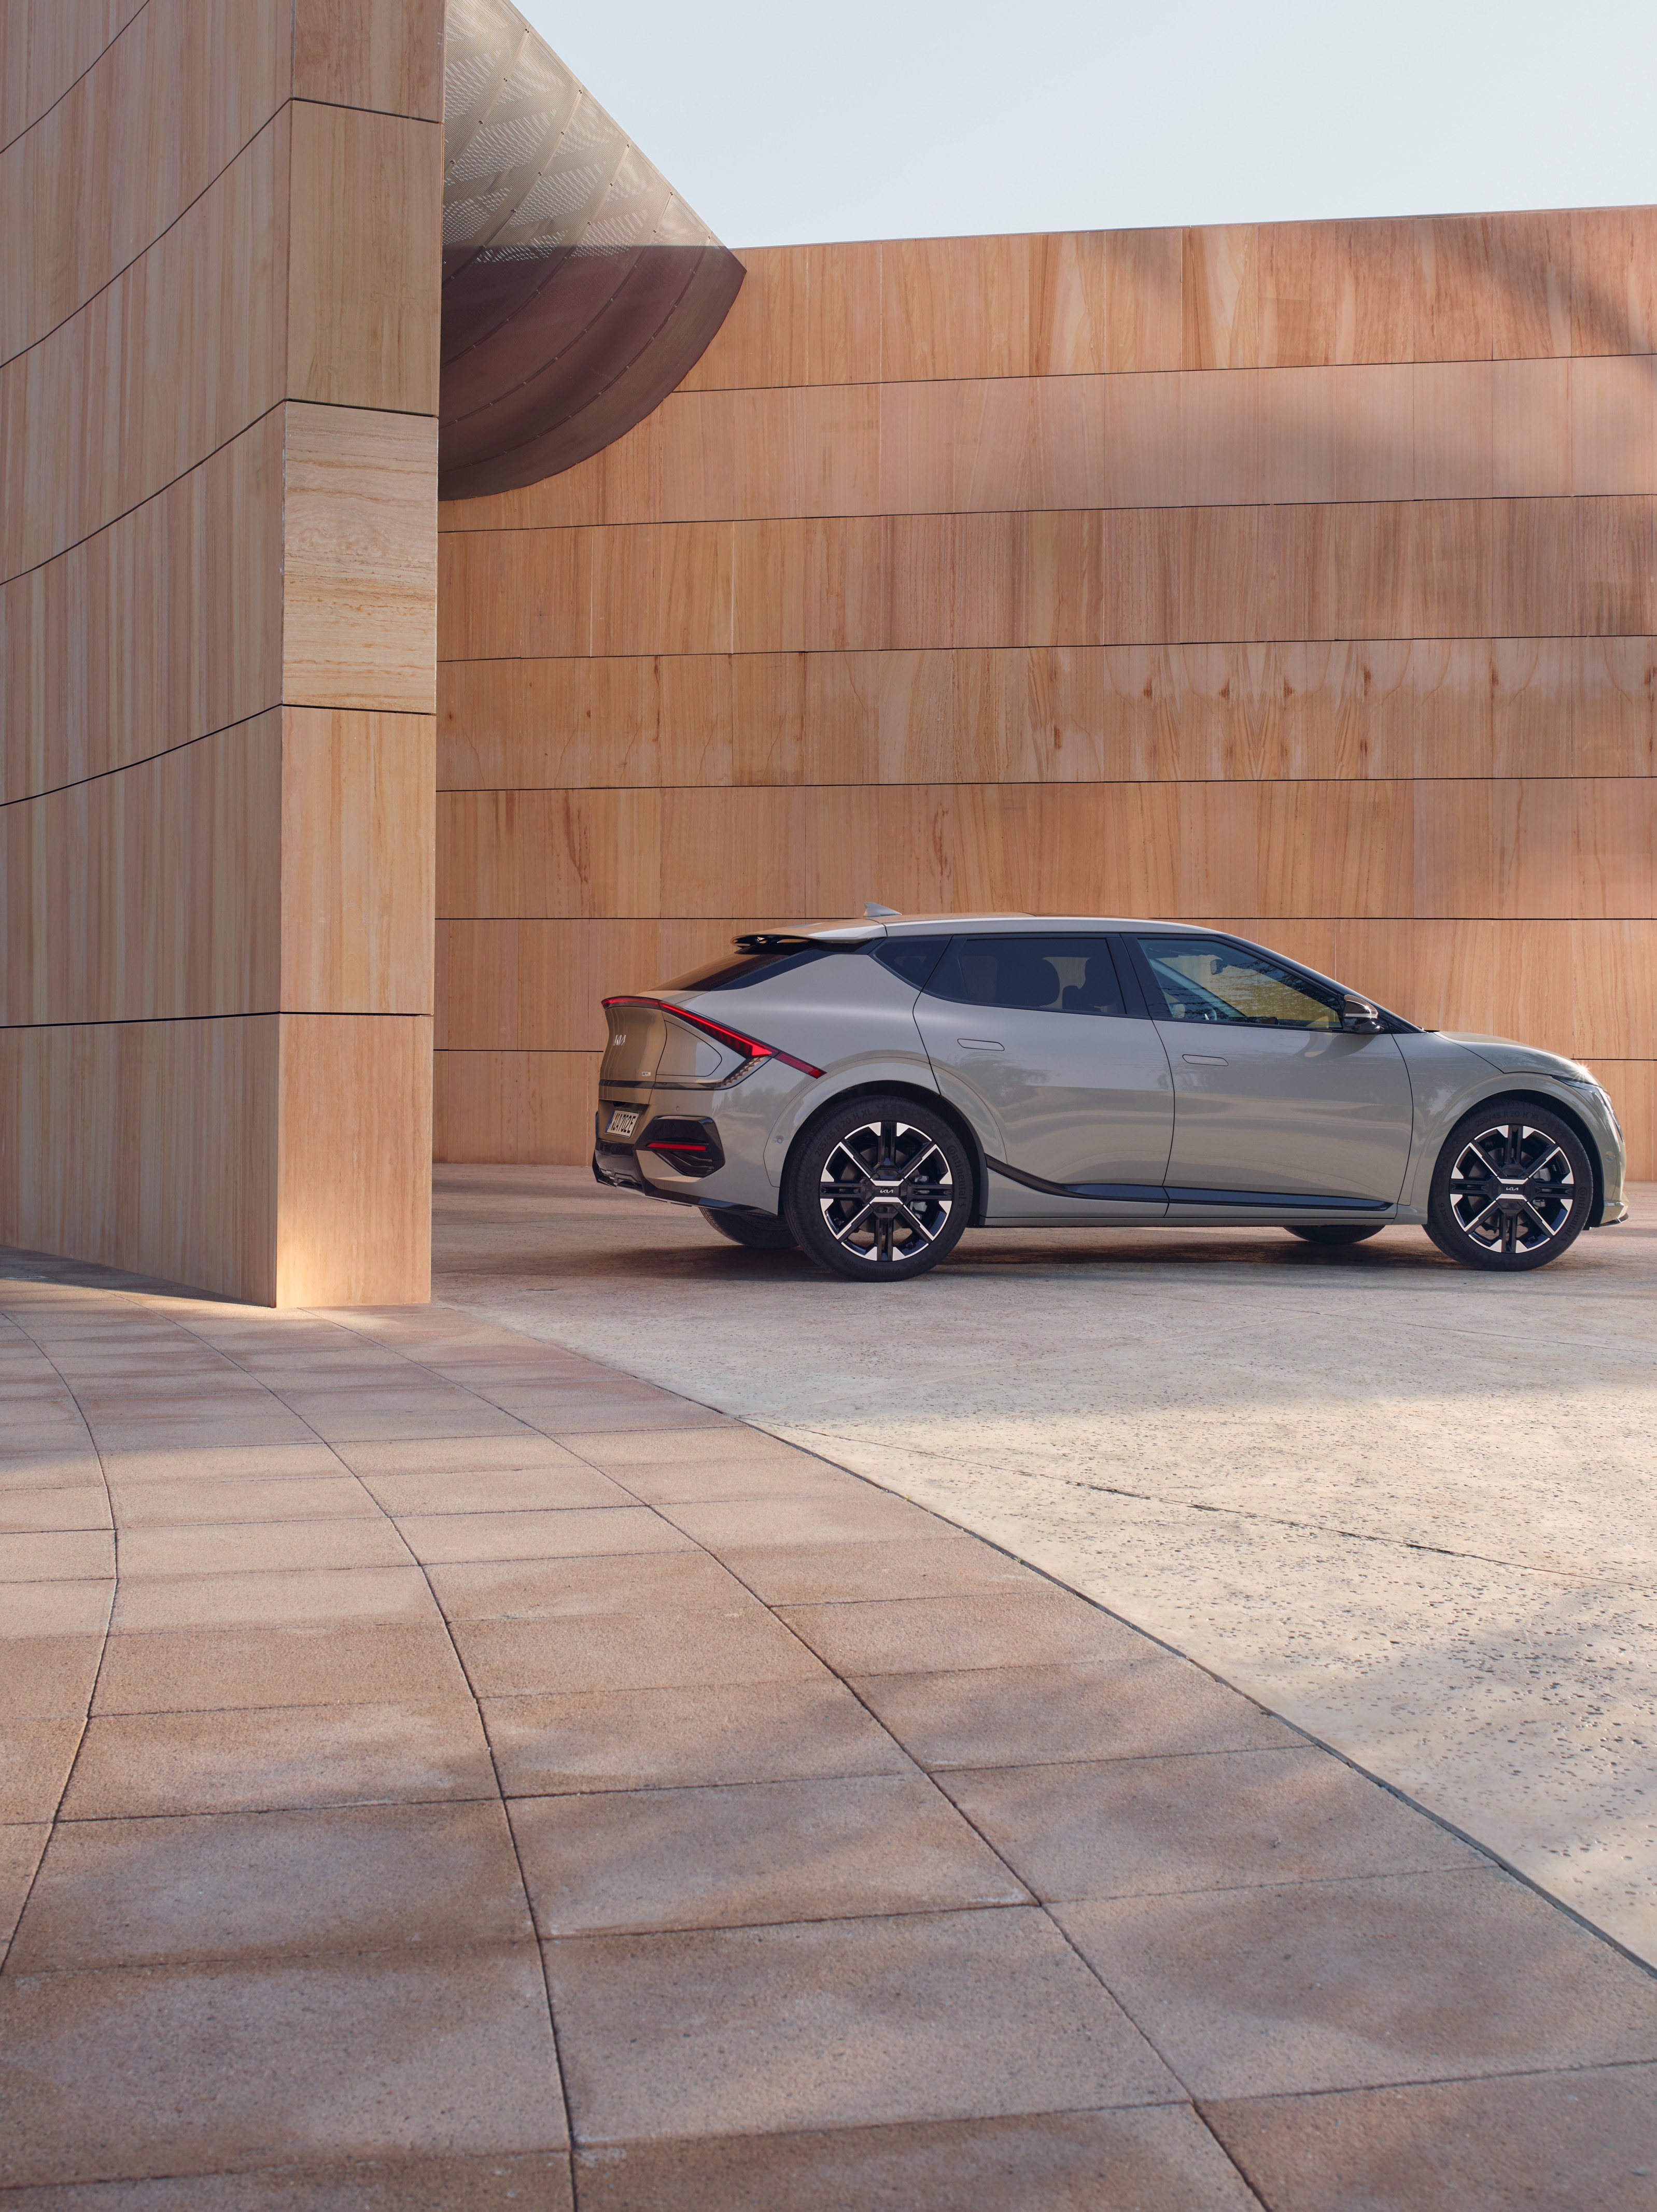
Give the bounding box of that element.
[661,946,842,993]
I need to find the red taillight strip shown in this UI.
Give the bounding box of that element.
[602,996,823,1079]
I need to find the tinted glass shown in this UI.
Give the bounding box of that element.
[926,936,1127,1015]
[871,936,949,988]
[1137,937,1341,1028]
[662,946,838,992]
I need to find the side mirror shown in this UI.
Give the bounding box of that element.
[1341,993,1382,1035]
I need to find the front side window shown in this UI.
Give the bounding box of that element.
[1136,937,1341,1029]
[926,936,1128,1016]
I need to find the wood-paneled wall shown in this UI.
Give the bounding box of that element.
[438,216,1657,1180]
[0,0,444,1303]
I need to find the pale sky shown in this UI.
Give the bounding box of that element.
[514,0,1656,249]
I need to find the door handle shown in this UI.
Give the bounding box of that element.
[957,1038,1003,1051]
[1182,1053,1228,1066]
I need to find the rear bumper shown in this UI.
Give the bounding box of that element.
[593,1141,653,1195]
[593,1144,708,1209]
[592,1111,726,1204]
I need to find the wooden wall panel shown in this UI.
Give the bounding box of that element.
[0,0,148,151]
[1,712,283,1026]
[440,642,1657,796]
[0,112,289,580]
[438,213,1657,1176]
[437,354,1657,535]
[286,103,442,414]
[1,410,285,802]
[283,404,439,713]
[1181,226,1259,371]
[434,1048,601,1168]
[0,697,437,1029]
[275,1014,431,1306]
[280,708,435,1015]
[3,0,441,1303]
[0,0,290,364]
[0,1016,279,1301]
[291,0,445,120]
[440,500,1657,666]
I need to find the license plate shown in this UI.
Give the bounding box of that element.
[606,1107,639,1139]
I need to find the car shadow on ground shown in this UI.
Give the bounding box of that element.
[434,1226,1481,1287]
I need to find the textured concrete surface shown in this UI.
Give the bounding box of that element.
[433,1166,1657,1967]
[4,1241,1655,2205]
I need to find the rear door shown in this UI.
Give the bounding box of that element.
[913,935,1173,1215]
[1128,934,1412,1213]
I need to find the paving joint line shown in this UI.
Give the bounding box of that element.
[151,1294,585,2185]
[0,1301,120,1981]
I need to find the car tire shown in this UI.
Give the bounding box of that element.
[699,1206,796,1252]
[1285,1225,1385,1246]
[1425,1098,1593,1272]
[784,1094,971,1281]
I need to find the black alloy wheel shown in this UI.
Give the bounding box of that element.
[699,1206,797,1252]
[1285,1224,1386,1246]
[784,1095,970,1281]
[1426,1099,1592,1272]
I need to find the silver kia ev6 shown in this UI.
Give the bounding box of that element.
[593,916,1628,1278]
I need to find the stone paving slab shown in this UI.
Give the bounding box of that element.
[2,1246,1655,2206]
[436,1166,1657,1965]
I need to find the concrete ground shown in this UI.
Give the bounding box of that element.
[434,1169,1657,1970]
[2,1208,1654,2206]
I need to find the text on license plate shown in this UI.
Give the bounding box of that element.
[606,1108,640,1138]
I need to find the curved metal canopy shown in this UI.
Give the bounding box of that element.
[440,0,745,501]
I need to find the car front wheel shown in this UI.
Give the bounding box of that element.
[1426,1100,1592,1271]
[784,1095,970,1281]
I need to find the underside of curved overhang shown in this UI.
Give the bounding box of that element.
[441,0,745,502]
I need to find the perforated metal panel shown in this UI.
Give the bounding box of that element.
[440,0,743,499]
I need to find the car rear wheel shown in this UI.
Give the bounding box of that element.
[784,1096,970,1281]
[1285,1225,1385,1246]
[1426,1100,1592,1272]
[699,1206,796,1252]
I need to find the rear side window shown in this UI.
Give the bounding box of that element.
[924,936,1128,1015]
[662,946,839,992]
[870,937,950,988]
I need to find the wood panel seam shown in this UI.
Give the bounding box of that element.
[438,490,1657,536]
[433,776,1644,793]
[0,712,282,813]
[438,635,1654,662]
[0,0,157,159]
[1,102,285,375]
[610,356,1657,402]
[0,399,285,591]
[0,1011,436,1031]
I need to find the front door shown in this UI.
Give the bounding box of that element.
[1128,934,1413,1214]
[914,935,1174,1218]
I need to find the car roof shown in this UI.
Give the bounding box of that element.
[802,914,1213,941]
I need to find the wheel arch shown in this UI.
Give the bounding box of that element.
[780,1079,989,1226]
[1440,1086,1607,1227]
